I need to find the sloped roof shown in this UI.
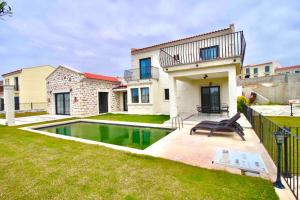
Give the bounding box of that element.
[275,65,300,71]
[131,25,234,54]
[2,69,22,77]
[243,61,273,68]
[83,72,119,82]
[47,65,120,83]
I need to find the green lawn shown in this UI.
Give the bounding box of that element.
[88,113,170,124]
[267,116,300,128]
[0,111,47,119]
[0,124,278,199]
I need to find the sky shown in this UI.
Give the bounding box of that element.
[1,0,300,76]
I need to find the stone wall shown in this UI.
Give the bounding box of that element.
[47,66,121,116]
[242,74,300,104]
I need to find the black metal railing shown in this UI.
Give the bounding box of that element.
[242,104,299,199]
[160,31,246,68]
[124,66,159,81]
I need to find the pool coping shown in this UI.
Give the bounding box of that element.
[20,119,178,155]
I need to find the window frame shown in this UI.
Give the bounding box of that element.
[253,68,258,77]
[131,88,139,103]
[245,68,250,75]
[200,45,219,61]
[140,87,149,103]
[5,79,9,85]
[139,58,152,80]
[14,77,19,91]
[164,89,169,101]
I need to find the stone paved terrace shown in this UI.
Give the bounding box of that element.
[251,105,300,116]
[146,114,277,180]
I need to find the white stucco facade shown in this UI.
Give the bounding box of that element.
[124,24,244,118]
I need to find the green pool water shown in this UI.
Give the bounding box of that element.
[38,122,172,150]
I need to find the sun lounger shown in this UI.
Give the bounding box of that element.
[190,113,245,141]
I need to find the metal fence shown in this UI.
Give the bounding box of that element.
[242,104,299,199]
[0,102,47,112]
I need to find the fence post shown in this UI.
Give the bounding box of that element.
[259,113,263,143]
[31,102,33,110]
[283,128,291,178]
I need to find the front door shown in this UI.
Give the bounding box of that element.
[201,86,220,113]
[123,92,128,111]
[98,92,108,113]
[55,93,70,115]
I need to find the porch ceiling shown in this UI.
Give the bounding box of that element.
[176,71,228,81]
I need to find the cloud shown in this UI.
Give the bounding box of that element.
[1,0,300,76]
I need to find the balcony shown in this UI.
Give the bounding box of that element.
[159,31,246,68]
[124,66,159,81]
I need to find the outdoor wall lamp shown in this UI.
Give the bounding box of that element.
[274,129,285,189]
[73,97,78,103]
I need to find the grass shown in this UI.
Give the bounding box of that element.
[88,113,170,124]
[0,123,278,199]
[0,111,47,119]
[266,116,300,128]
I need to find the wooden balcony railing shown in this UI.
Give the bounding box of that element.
[159,31,246,68]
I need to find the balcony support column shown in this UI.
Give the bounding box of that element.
[169,75,178,118]
[4,85,15,126]
[228,68,238,117]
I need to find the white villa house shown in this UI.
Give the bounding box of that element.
[46,24,245,118]
[124,24,245,118]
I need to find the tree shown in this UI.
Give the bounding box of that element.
[0,1,12,18]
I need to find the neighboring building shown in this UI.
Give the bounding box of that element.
[0,81,3,111]
[46,66,124,116]
[242,61,280,78]
[275,65,300,75]
[2,65,56,111]
[124,24,245,117]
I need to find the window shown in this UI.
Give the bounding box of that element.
[200,46,219,61]
[164,89,169,100]
[265,66,270,72]
[139,58,151,80]
[131,88,139,103]
[295,70,299,74]
[173,54,180,61]
[14,77,19,91]
[265,66,270,75]
[141,87,149,103]
[253,68,258,77]
[5,79,9,85]
[245,68,250,75]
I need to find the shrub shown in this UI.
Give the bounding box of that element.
[237,96,249,112]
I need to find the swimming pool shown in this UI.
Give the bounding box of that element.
[36,122,173,150]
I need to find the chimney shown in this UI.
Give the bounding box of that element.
[229,24,235,32]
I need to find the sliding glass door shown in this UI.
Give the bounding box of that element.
[55,93,70,115]
[201,86,220,113]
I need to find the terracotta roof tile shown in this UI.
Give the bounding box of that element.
[83,72,119,82]
[275,65,300,71]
